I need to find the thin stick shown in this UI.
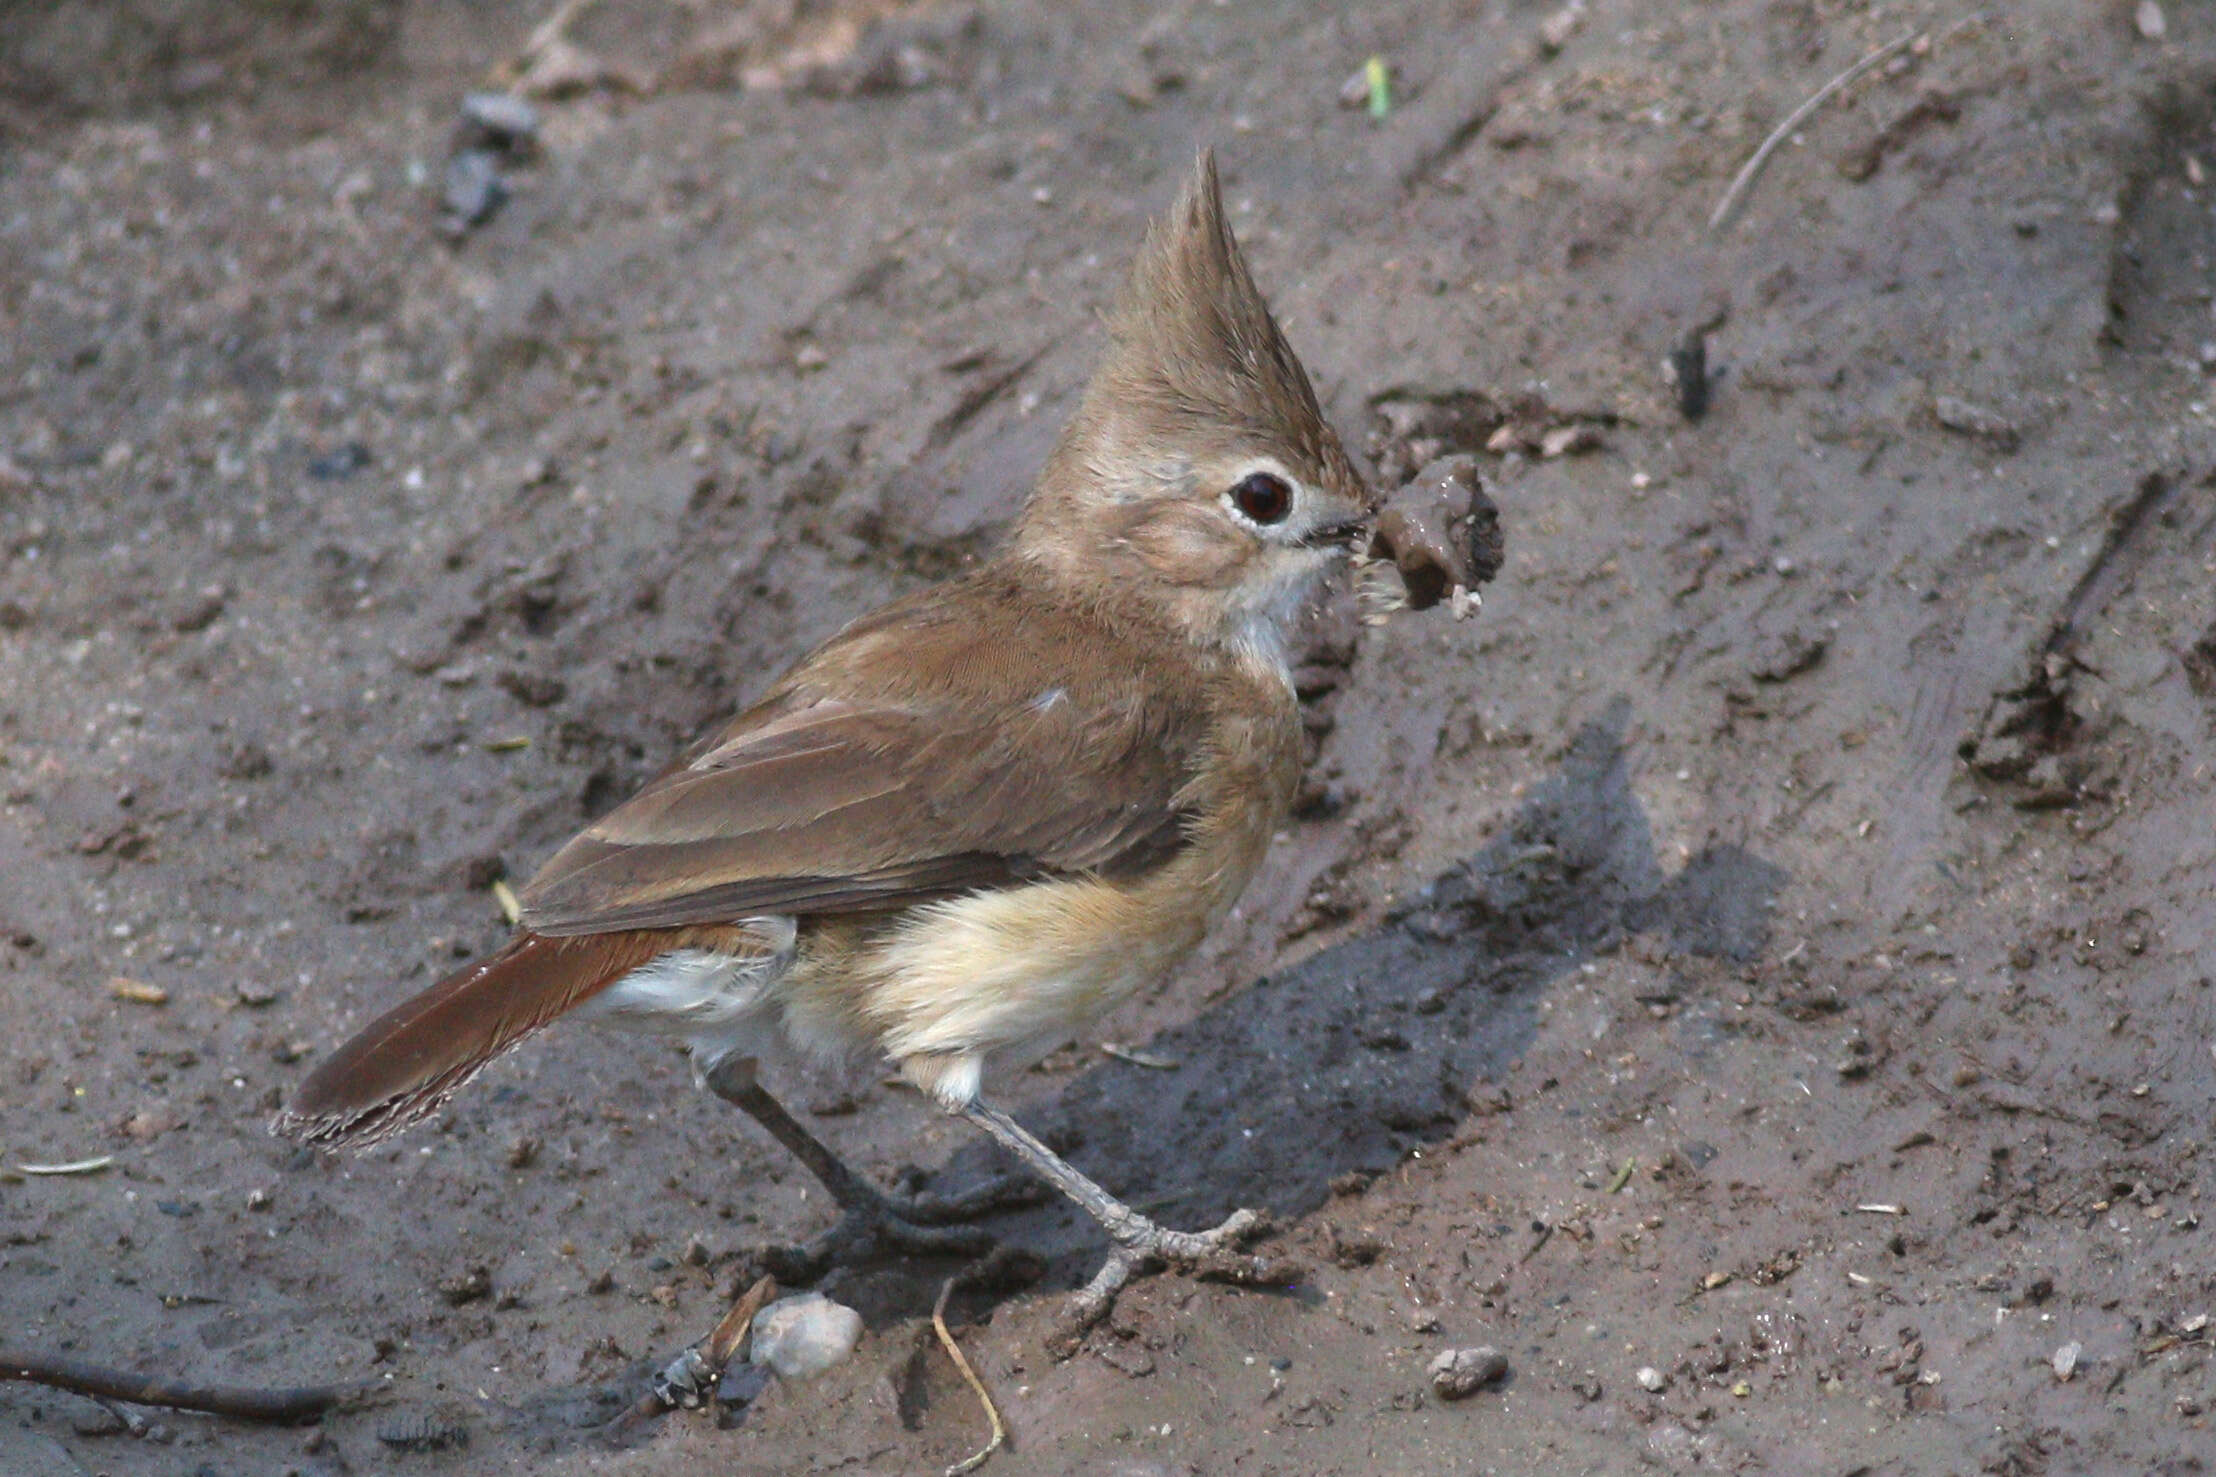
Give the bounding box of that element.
[707,1275,778,1368]
[933,1279,1005,1477]
[0,1348,368,1424]
[521,0,595,65]
[1706,28,1921,233]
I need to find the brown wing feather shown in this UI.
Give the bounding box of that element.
[518,576,1206,937]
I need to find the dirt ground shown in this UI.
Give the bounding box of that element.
[5,0,2216,1472]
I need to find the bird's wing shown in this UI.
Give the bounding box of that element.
[517,619,1202,935]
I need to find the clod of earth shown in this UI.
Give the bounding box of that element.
[1428,1346,1509,1399]
[1367,454,1505,612]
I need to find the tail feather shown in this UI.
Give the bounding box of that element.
[273,930,660,1150]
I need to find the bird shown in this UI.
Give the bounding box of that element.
[276,148,1373,1354]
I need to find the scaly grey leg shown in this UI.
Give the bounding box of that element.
[957,1097,1300,1354]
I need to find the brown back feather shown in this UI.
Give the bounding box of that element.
[515,565,1210,937]
[273,931,662,1150]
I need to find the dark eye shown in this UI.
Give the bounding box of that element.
[1229,472,1293,525]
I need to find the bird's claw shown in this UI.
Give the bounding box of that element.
[1047,1206,1302,1360]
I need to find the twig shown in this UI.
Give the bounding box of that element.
[1706,27,1921,233]
[707,1274,778,1368]
[519,0,596,68]
[0,1348,369,1424]
[14,1156,113,1176]
[933,1279,1005,1477]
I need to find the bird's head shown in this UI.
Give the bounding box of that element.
[1013,151,1369,675]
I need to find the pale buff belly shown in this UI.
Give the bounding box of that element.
[776,822,1274,1108]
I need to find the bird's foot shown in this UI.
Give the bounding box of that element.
[1048,1207,1302,1360]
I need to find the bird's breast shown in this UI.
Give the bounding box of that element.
[780,681,1301,1083]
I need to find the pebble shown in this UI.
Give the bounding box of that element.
[306,443,372,481]
[1636,1365,1669,1392]
[1427,1346,1508,1399]
[2136,1,2165,41]
[749,1293,865,1379]
[2052,1340,2083,1381]
[1539,2,1585,51]
[108,976,167,1005]
[1539,423,1602,458]
[442,150,508,233]
[460,92,541,150]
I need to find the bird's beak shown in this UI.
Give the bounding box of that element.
[1298,515,1370,550]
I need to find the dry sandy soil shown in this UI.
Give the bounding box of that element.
[5,1,2216,1472]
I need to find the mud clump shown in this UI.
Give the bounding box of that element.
[1368,454,1504,612]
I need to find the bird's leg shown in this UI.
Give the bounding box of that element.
[701,1057,1036,1284]
[958,1097,1301,1354]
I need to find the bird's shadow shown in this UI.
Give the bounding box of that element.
[862,696,1787,1306]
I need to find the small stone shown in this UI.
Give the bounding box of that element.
[2052,1340,2082,1381]
[460,92,540,150]
[749,1293,865,1379]
[2136,1,2165,40]
[794,344,829,372]
[1538,2,1585,51]
[1636,1365,1669,1392]
[441,149,508,232]
[1539,423,1602,458]
[1427,1346,1509,1399]
[506,1135,539,1169]
[306,443,372,481]
[116,1107,178,1143]
[108,976,167,1005]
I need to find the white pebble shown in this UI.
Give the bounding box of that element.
[1427,1346,1508,1399]
[2051,1340,2082,1381]
[749,1293,865,1379]
[1637,1365,1668,1392]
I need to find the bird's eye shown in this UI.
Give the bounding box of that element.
[1228,472,1293,526]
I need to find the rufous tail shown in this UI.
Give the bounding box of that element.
[273,930,660,1150]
